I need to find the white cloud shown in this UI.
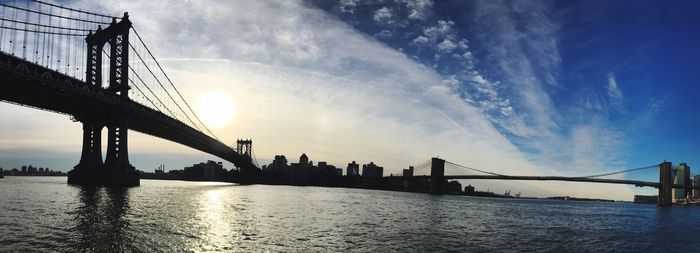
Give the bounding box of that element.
[373,7,394,24]
[472,75,487,84]
[412,35,429,45]
[374,29,394,38]
[607,73,623,100]
[401,0,433,20]
[423,20,454,42]
[339,0,359,13]
[436,38,457,53]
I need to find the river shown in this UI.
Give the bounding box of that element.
[1,176,699,252]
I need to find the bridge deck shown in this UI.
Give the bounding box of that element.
[412,175,700,189]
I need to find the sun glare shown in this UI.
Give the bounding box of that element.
[196,91,236,129]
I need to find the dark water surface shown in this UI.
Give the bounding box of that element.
[1,176,699,252]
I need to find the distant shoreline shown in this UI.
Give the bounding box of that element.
[0,175,643,204]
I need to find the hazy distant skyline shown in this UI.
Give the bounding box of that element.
[2,0,699,200]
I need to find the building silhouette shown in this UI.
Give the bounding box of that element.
[447,180,462,194]
[289,153,313,184]
[346,161,359,176]
[361,162,383,178]
[402,166,414,177]
[183,160,227,181]
[672,163,691,202]
[464,185,475,194]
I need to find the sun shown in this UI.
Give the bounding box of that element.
[195,91,236,129]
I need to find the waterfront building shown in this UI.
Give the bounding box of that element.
[362,162,383,178]
[346,161,359,176]
[402,166,414,177]
[299,153,309,165]
[634,195,657,204]
[183,160,226,181]
[289,153,313,184]
[672,163,691,202]
[447,180,462,193]
[316,162,339,177]
[273,155,288,170]
[464,185,475,194]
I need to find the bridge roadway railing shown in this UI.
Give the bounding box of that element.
[0,51,257,170]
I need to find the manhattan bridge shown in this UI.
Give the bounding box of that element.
[0,0,259,186]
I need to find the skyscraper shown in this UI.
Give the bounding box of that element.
[672,163,691,202]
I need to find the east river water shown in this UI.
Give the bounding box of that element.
[1,176,699,252]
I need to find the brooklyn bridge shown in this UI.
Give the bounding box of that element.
[0,0,696,207]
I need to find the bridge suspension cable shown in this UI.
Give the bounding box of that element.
[130,27,222,142]
[411,159,433,175]
[128,42,207,134]
[577,163,660,179]
[29,0,119,20]
[123,51,181,119]
[0,17,93,32]
[0,3,110,25]
[0,0,110,80]
[444,160,505,176]
[0,24,87,36]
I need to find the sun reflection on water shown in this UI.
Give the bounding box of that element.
[197,188,231,250]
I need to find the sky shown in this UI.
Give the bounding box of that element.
[1,0,699,200]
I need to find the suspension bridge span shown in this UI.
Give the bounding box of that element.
[411,158,698,207]
[0,1,259,186]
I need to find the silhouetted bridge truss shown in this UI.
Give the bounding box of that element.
[0,0,259,186]
[412,158,698,207]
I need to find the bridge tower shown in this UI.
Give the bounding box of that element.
[430,157,446,194]
[658,161,673,207]
[236,139,253,162]
[68,13,138,186]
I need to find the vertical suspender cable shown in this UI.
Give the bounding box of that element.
[11,3,17,55]
[22,0,29,59]
[56,7,62,72]
[41,5,48,66]
[1,4,5,51]
[47,5,52,68]
[77,11,82,78]
[34,3,41,63]
[65,8,71,74]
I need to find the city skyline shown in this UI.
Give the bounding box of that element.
[2,0,700,200]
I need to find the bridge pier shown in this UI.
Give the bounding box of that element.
[658,161,673,207]
[68,122,104,185]
[103,119,139,186]
[430,157,446,194]
[68,119,139,186]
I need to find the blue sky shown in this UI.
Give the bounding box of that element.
[1,0,698,199]
[308,0,700,179]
